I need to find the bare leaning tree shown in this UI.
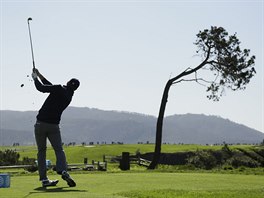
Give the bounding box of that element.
[148,26,256,169]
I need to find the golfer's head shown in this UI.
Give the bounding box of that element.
[67,78,80,91]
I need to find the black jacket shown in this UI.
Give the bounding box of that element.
[34,77,74,124]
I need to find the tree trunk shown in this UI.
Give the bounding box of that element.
[147,59,209,170]
[148,79,173,169]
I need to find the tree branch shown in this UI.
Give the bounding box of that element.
[172,77,213,86]
[170,47,212,83]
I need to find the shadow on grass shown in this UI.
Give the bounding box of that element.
[23,187,87,198]
[34,186,87,192]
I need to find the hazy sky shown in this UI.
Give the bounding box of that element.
[1,0,263,132]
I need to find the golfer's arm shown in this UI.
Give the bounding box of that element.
[36,70,52,85]
[39,76,52,85]
[34,79,56,93]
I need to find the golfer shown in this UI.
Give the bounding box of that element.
[32,68,80,187]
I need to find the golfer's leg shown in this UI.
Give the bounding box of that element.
[48,125,67,174]
[34,122,48,181]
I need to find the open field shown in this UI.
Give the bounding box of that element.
[0,172,264,198]
[0,144,256,163]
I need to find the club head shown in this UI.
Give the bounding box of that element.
[27,17,32,21]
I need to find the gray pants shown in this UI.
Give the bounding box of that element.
[34,121,67,181]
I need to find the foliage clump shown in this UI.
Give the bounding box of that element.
[0,149,20,166]
[0,149,37,172]
[186,145,264,170]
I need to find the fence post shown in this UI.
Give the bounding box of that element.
[84,158,88,165]
[105,161,107,170]
[120,152,130,170]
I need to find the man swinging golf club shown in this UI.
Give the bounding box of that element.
[32,68,80,187]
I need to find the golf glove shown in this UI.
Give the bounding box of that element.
[32,71,38,80]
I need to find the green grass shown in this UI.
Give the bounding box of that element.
[0,144,256,164]
[1,145,263,197]
[0,172,263,198]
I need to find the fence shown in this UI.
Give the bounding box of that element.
[103,152,151,169]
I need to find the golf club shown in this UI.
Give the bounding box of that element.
[27,17,35,69]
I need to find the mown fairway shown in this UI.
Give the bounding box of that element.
[0,172,263,198]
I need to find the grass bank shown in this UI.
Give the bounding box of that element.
[0,144,256,163]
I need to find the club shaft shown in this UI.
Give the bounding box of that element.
[27,20,35,69]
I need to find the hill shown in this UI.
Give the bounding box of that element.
[0,106,263,145]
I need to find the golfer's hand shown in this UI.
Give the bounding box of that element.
[32,71,38,80]
[33,68,40,75]
[33,68,45,80]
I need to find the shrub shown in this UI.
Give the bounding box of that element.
[223,165,233,170]
[0,149,20,166]
[21,157,36,165]
[187,150,217,170]
[227,155,260,168]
